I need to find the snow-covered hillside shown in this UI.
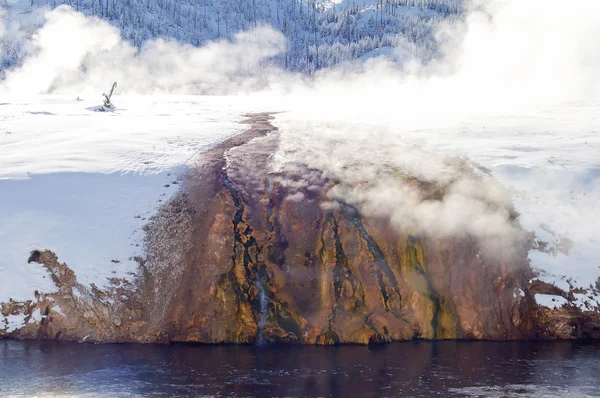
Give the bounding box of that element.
[0,0,462,76]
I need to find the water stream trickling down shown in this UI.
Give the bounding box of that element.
[256,278,269,345]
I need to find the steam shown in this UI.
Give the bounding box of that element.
[2,0,599,257]
[1,6,288,95]
[294,0,600,126]
[3,1,599,103]
[269,121,525,256]
[268,0,600,257]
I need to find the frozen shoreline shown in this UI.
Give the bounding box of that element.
[1,95,599,336]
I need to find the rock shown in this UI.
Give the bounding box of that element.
[1,113,598,344]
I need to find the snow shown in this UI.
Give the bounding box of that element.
[472,168,491,180]
[52,305,65,317]
[0,95,264,305]
[0,96,252,178]
[535,294,567,310]
[333,0,439,18]
[27,308,43,324]
[4,313,26,333]
[356,46,414,66]
[572,293,600,312]
[0,170,179,299]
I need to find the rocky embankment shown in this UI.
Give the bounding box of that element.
[2,114,599,343]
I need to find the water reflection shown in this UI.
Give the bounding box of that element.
[1,340,599,397]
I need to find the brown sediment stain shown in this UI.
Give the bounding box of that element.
[2,113,599,343]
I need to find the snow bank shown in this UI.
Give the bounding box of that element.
[0,95,265,305]
[535,294,567,310]
[0,95,255,178]
[4,313,26,333]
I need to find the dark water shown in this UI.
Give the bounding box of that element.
[1,340,599,397]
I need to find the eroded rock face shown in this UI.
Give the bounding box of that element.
[146,114,535,344]
[2,114,599,343]
[1,250,144,343]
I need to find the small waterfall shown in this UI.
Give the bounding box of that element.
[256,279,269,346]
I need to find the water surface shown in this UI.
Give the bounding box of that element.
[1,340,599,397]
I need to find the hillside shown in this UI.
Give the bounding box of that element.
[0,0,463,76]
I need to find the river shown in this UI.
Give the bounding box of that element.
[1,340,599,397]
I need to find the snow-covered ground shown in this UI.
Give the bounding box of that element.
[0,95,267,304]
